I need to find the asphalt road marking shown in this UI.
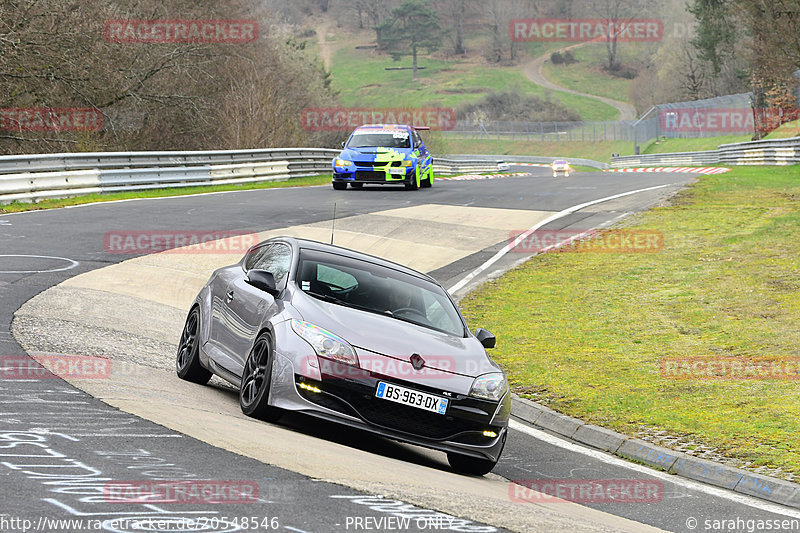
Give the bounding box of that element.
[509,420,800,519]
[0,254,79,274]
[447,184,674,294]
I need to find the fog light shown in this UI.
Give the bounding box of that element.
[298,382,322,394]
[483,430,497,438]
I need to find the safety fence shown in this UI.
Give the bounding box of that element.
[0,149,607,204]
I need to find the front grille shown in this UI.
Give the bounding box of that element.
[355,170,387,181]
[353,397,481,439]
[354,161,386,168]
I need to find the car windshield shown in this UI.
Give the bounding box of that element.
[347,131,411,149]
[296,249,465,337]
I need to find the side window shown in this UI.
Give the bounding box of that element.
[316,264,357,290]
[244,245,269,271]
[252,244,292,287]
[412,130,424,150]
[421,291,460,333]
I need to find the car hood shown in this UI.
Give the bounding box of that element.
[290,289,497,378]
[339,147,413,161]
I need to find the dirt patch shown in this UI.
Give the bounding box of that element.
[436,88,486,94]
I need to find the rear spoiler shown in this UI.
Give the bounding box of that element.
[413,126,431,131]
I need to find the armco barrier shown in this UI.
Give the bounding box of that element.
[611,136,800,168]
[0,149,610,204]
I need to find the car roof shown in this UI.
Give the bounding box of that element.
[353,124,412,132]
[264,236,437,283]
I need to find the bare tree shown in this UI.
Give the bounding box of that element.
[0,0,339,154]
[434,0,476,55]
[587,0,646,71]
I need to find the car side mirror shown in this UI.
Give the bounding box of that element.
[341,141,345,148]
[246,269,279,297]
[475,328,496,349]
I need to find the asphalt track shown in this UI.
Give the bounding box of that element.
[1,166,798,532]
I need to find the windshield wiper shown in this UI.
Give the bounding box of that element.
[304,290,347,306]
[304,290,404,318]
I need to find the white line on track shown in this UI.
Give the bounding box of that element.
[509,420,800,518]
[0,184,331,217]
[0,254,79,273]
[447,183,674,294]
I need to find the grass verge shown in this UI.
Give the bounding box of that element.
[460,166,800,477]
[328,36,619,121]
[0,175,331,214]
[643,136,753,154]
[541,43,637,103]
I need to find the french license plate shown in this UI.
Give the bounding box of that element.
[388,168,406,175]
[375,382,448,415]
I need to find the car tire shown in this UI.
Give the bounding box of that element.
[350,182,363,189]
[332,182,347,190]
[404,171,419,190]
[421,167,433,188]
[447,432,505,476]
[176,306,212,384]
[239,331,283,423]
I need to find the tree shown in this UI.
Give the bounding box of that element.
[687,0,738,74]
[587,0,646,71]
[434,0,475,55]
[375,0,442,80]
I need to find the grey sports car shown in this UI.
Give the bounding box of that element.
[176,236,509,475]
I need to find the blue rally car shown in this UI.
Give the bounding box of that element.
[332,124,434,190]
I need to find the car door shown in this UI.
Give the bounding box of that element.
[223,243,292,372]
[412,130,432,173]
[207,243,268,356]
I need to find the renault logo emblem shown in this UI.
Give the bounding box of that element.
[410,353,425,371]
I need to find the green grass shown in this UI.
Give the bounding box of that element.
[0,175,331,213]
[328,38,619,121]
[541,44,636,103]
[642,136,753,154]
[460,166,800,477]
[765,120,800,139]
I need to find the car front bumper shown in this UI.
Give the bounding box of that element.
[270,350,509,462]
[333,166,414,184]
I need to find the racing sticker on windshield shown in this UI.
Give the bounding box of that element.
[390,130,408,139]
[301,281,310,291]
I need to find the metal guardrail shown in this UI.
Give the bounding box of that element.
[0,148,339,175]
[609,150,720,168]
[445,154,609,170]
[718,137,800,165]
[610,136,800,168]
[0,148,611,204]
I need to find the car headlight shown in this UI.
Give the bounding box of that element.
[334,158,353,167]
[291,319,358,366]
[469,372,507,401]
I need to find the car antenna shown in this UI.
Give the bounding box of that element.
[330,202,336,245]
